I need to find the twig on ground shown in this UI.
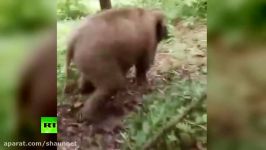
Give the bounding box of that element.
[184,119,207,131]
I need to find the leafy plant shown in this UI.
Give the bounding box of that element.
[57,0,88,20]
[0,0,55,33]
[121,75,206,149]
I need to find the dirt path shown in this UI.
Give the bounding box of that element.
[57,22,207,150]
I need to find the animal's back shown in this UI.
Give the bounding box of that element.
[73,8,150,70]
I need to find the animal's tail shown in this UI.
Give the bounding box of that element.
[63,35,77,95]
[65,40,74,82]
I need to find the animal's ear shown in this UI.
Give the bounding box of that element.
[152,10,168,42]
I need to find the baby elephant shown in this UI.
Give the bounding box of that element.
[65,8,168,122]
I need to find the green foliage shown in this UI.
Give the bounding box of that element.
[208,0,266,41]
[57,0,88,20]
[114,0,207,23]
[122,75,206,149]
[0,0,55,33]
[57,0,206,23]
[161,0,206,23]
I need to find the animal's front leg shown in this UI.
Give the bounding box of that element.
[136,57,149,87]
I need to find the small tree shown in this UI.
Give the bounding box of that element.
[99,0,112,10]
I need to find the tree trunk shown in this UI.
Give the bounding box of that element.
[99,0,112,10]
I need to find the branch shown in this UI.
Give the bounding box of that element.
[184,119,207,131]
[142,93,206,150]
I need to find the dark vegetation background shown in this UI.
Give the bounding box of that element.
[0,0,55,149]
[208,0,266,149]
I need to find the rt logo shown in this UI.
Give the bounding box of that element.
[41,117,57,134]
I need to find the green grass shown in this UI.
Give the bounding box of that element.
[121,75,206,149]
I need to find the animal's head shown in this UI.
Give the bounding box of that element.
[151,9,168,42]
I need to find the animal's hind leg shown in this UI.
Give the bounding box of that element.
[76,66,125,123]
[78,73,95,94]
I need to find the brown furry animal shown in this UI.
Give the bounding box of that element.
[17,31,57,149]
[65,8,168,122]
